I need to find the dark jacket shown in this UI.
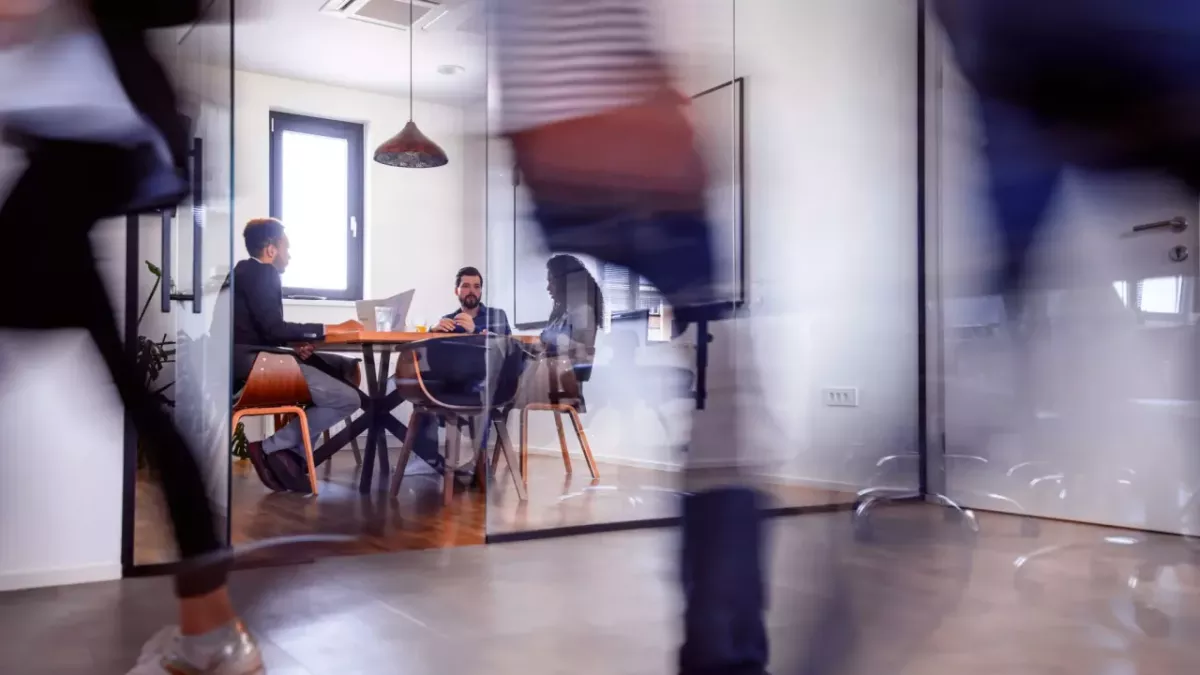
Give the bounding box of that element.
[440,305,513,335]
[89,0,203,213]
[232,259,324,382]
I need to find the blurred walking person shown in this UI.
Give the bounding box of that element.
[934,0,1200,294]
[0,1,262,672]
[493,1,769,673]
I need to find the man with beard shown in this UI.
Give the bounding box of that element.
[432,266,512,335]
[397,266,512,480]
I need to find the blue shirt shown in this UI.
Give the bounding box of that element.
[441,304,513,335]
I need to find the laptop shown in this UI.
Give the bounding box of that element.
[355,289,415,331]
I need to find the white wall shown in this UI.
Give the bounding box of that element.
[734,0,920,489]
[0,143,125,590]
[488,0,921,490]
[233,70,475,327]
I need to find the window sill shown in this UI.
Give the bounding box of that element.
[283,298,358,308]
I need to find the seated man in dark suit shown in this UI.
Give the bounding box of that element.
[432,266,513,335]
[404,266,513,479]
[234,218,363,492]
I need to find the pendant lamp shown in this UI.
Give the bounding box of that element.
[373,0,448,168]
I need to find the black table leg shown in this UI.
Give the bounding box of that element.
[359,344,380,493]
[375,348,393,485]
[381,413,408,441]
[312,414,370,466]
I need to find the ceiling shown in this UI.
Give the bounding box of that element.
[233,0,487,105]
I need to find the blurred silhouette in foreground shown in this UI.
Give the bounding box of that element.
[493,1,771,673]
[935,0,1200,294]
[0,1,262,673]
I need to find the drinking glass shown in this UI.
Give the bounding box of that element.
[375,306,396,332]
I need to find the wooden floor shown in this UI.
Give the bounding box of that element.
[134,449,854,566]
[486,450,854,535]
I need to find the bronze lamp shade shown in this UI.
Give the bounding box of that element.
[373,0,447,169]
[373,120,448,168]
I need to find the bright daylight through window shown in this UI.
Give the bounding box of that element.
[280,131,349,292]
[269,111,364,300]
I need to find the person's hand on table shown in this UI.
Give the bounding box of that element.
[325,319,364,336]
[433,317,457,333]
[295,343,315,360]
[454,313,476,333]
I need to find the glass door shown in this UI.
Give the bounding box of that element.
[129,1,234,568]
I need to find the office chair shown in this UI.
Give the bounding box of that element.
[390,334,528,505]
[232,348,320,495]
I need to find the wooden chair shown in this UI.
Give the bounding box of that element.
[389,336,528,505]
[508,357,599,485]
[233,350,319,495]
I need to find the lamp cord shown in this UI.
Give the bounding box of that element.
[408,0,414,121]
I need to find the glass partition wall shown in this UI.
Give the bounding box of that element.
[930,17,1200,537]
[121,0,927,568]
[484,0,923,540]
[128,2,235,569]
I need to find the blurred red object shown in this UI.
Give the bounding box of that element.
[509,87,708,211]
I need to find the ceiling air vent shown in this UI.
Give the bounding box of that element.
[320,0,479,33]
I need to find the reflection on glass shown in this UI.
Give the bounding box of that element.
[1113,280,1130,307]
[280,130,349,291]
[1137,276,1183,314]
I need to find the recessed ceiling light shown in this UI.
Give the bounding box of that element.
[437,64,465,76]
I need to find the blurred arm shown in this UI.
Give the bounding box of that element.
[89,0,201,28]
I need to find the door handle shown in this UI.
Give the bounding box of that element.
[159,137,204,314]
[1132,216,1188,233]
[188,137,203,315]
[160,209,173,313]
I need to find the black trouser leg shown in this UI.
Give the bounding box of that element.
[532,200,768,675]
[82,265,229,597]
[0,140,227,598]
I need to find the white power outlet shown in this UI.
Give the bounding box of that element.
[822,387,859,407]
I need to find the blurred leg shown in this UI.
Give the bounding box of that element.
[536,202,768,675]
[0,140,230,598]
[0,140,260,672]
[978,100,1063,296]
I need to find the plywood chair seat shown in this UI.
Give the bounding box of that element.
[232,349,320,495]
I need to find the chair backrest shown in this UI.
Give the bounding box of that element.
[233,352,312,409]
[395,335,527,411]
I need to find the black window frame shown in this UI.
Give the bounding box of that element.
[268,110,365,301]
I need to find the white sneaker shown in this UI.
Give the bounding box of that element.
[126,623,265,675]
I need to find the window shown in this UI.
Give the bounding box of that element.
[1136,276,1184,314]
[269,111,365,300]
[601,264,663,315]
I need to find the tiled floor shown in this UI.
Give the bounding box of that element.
[10,506,1200,674]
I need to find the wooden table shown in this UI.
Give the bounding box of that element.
[314,331,539,493]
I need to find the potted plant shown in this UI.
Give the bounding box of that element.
[135,262,176,470]
[137,263,250,467]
